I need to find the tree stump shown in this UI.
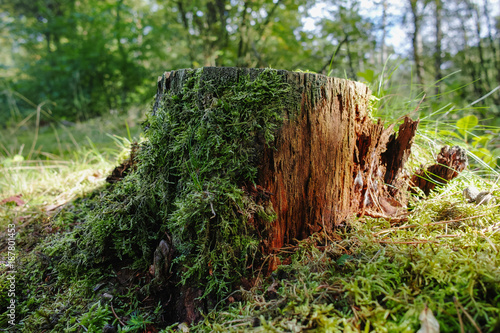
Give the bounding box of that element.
[153,67,419,253]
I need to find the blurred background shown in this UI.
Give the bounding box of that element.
[1,0,499,122]
[0,0,499,173]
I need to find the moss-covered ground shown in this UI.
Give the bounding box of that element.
[1,68,499,332]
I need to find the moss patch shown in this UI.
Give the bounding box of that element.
[53,68,296,300]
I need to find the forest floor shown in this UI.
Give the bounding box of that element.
[1,107,499,332]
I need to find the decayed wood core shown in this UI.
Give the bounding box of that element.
[256,71,418,250]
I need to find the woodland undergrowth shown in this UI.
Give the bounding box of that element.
[1,68,499,332]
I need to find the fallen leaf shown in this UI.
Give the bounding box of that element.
[417,305,440,333]
[0,194,25,206]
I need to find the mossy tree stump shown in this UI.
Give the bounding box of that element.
[153,67,418,253]
[70,67,420,324]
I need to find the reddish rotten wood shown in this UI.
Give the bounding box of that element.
[410,145,468,196]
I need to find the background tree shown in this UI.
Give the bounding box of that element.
[314,0,376,78]
[434,0,442,96]
[1,0,149,120]
[408,0,429,87]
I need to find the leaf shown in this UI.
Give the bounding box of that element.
[12,154,24,162]
[416,305,440,333]
[438,130,461,139]
[0,194,25,206]
[471,134,492,148]
[357,69,375,82]
[456,115,478,136]
[337,254,352,266]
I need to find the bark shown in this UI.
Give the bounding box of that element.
[237,1,249,64]
[483,0,500,89]
[467,0,491,91]
[459,18,483,97]
[156,67,419,251]
[344,34,357,80]
[176,1,195,65]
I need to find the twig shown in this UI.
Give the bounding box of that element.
[111,302,126,327]
[481,222,500,234]
[376,240,437,244]
[362,210,409,224]
[479,232,498,253]
[373,213,491,237]
[76,319,88,332]
[210,201,216,219]
[453,297,465,333]
[367,249,381,263]
[373,224,418,236]
[454,297,482,333]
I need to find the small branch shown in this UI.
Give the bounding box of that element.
[436,234,460,238]
[454,296,483,333]
[479,232,498,253]
[375,240,438,244]
[362,210,409,224]
[373,213,491,237]
[210,201,216,219]
[453,296,465,333]
[372,224,418,237]
[111,302,126,327]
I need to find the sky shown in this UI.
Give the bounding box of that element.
[303,0,500,56]
[302,0,411,55]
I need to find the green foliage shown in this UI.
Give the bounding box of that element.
[0,0,317,124]
[121,311,153,332]
[456,115,479,137]
[1,0,150,122]
[71,302,113,333]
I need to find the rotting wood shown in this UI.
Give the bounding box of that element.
[410,145,468,196]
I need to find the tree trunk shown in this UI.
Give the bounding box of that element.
[155,67,419,252]
[483,0,500,93]
[409,0,425,86]
[380,0,388,65]
[434,0,442,97]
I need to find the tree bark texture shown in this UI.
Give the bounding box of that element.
[154,67,419,251]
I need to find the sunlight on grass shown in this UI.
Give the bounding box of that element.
[0,107,142,230]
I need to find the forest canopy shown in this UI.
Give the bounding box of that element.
[0,0,499,124]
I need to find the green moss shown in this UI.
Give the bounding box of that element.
[54,68,296,299]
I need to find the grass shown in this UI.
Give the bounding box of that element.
[0,106,146,331]
[0,107,144,217]
[1,68,499,332]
